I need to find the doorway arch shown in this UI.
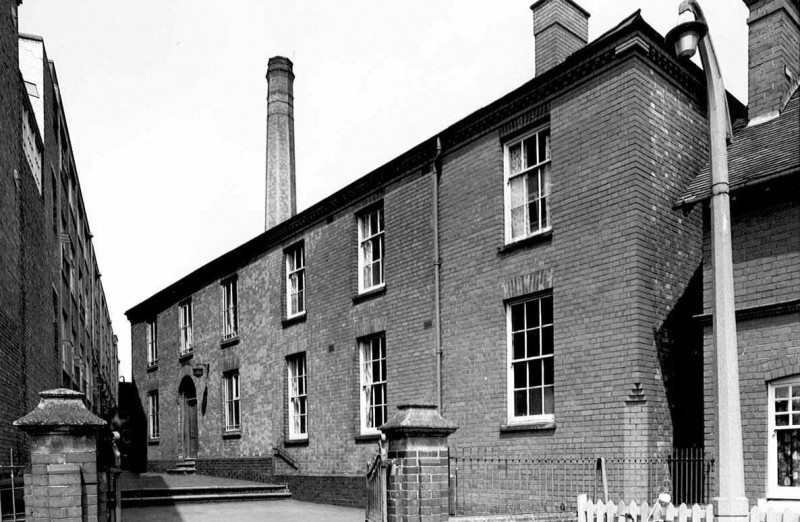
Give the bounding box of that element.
[178,376,198,459]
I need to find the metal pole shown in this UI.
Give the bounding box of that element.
[679,2,747,519]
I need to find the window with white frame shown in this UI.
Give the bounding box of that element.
[148,391,160,439]
[287,353,308,440]
[768,376,800,499]
[147,320,158,367]
[357,206,384,293]
[504,128,551,242]
[285,244,305,318]
[223,371,240,432]
[221,277,238,340]
[359,335,387,434]
[507,294,554,423]
[179,299,193,355]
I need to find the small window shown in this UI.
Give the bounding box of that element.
[507,294,554,423]
[287,353,308,440]
[221,277,238,340]
[768,376,800,499]
[357,206,385,293]
[223,371,241,432]
[179,299,193,355]
[285,244,305,318]
[147,320,158,367]
[359,335,387,434]
[148,391,160,439]
[504,128,551,243]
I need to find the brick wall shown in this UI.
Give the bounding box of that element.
[702,179,800,501]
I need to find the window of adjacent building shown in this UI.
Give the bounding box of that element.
[285,243,305,318]
[147,320,158,367]
[223,371,241,432]
[221,277,238,340]
[504,128,551,243]
[148,391,160,439]
[768,377,800,499]
[287,353,308,440]
[357,206,384,293]
[359,335,387,434]
[179,299,193,355]
[507,294,554,423]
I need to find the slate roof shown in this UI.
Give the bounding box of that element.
[680,88,800,205]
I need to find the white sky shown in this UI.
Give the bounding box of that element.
[18,1,750,381]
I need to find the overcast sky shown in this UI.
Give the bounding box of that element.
[18,0,750,381]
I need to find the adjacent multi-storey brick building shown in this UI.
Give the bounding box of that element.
[679,0,799,505]
[0,0,119,466]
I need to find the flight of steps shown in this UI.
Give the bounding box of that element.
[166,458,197,475]
[121,483,292,506]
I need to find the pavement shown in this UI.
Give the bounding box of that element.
[122,499,363,521]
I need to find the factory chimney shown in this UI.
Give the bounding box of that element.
[265,56,296,230]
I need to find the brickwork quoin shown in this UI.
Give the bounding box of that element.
[14,388,109,522]
[382,405,457,522]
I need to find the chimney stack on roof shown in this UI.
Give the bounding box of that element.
[265,56,297,230]
[742,0,800,123]
[531,0,590,77]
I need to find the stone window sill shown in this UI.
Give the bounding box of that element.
[499,420,556,433]
[222,430,242,439]
[353,285,386,305]
[146,364,158,373]
[220,336,240,348]
[178,351,193,363]
[354,433,382,443]
[147,439,160,445]
[284,437,309,447]
[282,313,307,329]
[497,230,553,256]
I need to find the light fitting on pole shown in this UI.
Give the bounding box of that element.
[665,16,708,59]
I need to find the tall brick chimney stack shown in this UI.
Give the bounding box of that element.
[531,0,590,76]
[743,0,800,123]
[265,56,297,231]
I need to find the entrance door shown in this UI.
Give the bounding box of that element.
[186,398,198,458]
[179,376,198,459]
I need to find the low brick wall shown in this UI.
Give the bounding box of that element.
[196,457,274,482]
[274,474,363,508]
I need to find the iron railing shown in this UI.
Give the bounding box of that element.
[448,447,714,517]
[365,452,388,522]
[0,451,24,522]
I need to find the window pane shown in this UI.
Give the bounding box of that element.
[530,360,542,387]
[509,176,526,207]
[541,196,549,229]
[526,300,539,328]
[777,429,800,486]
[526,330,540,358]
[777,414,789,426]
[776,386,789,399]
[511,304,524,331]
[544,386,554,414]
[541,326,554,356]
[509,143,522,174]
[372,261,382,287]
[524,137,537,168]
[541,296,553,324]
[529,388,543,416]
[513,362,526,388]
[514,391,527,417]
[511,207,527,239]
[528,201,539,231]
[777,400,789,413]
[539,131,550,162]
[512,332,525,360]
[543,357,554,385]
[792,387,800,398]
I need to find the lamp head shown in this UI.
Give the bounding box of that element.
[665,19,708,59]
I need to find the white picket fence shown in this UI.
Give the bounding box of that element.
[577,494,800,522]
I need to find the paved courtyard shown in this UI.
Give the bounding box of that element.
[123,499,362,521]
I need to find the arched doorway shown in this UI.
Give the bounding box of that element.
[178,376,198,459]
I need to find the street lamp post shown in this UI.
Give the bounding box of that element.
[666,2,748,519]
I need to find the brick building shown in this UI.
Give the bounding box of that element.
[125,0,784,510]
[0,1,119,466]
[679,0,799,504]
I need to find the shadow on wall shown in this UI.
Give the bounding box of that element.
[655,265,704,448]
[115,380,147,472]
